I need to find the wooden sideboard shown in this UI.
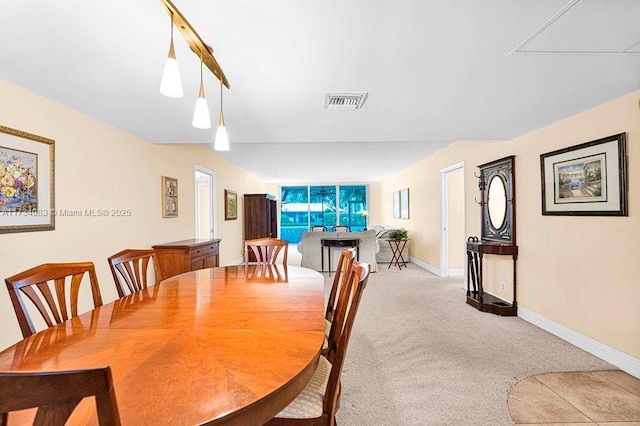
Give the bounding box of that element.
[152,238,221,279]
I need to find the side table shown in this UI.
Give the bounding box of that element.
[388,239,409,269]
[321,238,360,275]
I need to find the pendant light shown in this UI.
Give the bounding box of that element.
[159,12,183,98]
[192,53,211,129]
[214,80,229,151]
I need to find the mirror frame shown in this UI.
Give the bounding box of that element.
[479,155,516,244]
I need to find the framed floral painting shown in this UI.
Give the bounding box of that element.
[0,125,55,233]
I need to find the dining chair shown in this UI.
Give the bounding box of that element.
[324,248,357,345]
[266,261,371,426]
[310,226,327,232]
[0,366,121,425]
[333,225,350,232]
[107,249,162,297]
[245,238,289,265]
[5,262,104,339]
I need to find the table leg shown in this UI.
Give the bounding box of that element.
[396,240,408,268]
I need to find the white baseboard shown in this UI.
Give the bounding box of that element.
[410,257,465,278]
[448,268,464,276]
[410,257,444,277]
[518,306,640,379]
[229,257,244,265]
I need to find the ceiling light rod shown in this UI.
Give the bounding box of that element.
[160,0,230,89]
[214,80,229,151]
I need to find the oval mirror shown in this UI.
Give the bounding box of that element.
[488,175,507,230]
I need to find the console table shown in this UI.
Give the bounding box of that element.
[152,238,221,279]
[466,241,518,316]
[387,239,409,269]
[321,238,359,274]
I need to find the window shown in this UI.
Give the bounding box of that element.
[339,186,367,232]
[280,185,367,243]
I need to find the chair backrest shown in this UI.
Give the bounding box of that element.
[323,261,370,420]
[310,226,327,232]
[333,225,350,232]
[246,264,289,281]
[5,262,103,338]
[245,238,288,265]
[108,249,162,298]
[325,248,357,324]
[0,366,121,426]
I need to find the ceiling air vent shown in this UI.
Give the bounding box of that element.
[324,92,369,109]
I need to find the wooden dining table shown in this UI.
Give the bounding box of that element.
[0,264,326,425]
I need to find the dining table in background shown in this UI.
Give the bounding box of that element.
[0,265,325,425]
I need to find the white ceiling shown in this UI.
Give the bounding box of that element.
[1,0,639,183]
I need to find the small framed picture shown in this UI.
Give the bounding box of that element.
[161,176,178,218]
[225,189,238,220]
[393,190,400,218]
[400,188,410,219]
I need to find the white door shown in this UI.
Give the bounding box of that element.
[440,163,466,280]
[195,167,216,239]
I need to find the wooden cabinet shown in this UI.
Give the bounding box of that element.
[152,239,221,279]
[244,194,277,239]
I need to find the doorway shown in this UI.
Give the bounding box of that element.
[440,163,465,278]
[194,167,216,239]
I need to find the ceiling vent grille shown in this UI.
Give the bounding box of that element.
[324,92,369,109]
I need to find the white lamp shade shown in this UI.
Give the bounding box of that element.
[192,97,211,129]
[159,57,183,98]
[214,125,229,151]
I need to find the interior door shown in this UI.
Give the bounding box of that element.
[195,167,216,239]
[440,163,466,279]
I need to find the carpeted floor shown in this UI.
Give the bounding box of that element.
[327,263,615,425]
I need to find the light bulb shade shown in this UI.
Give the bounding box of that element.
[159,57,183,98]
[192,97,211,129]
[214,124,229,151]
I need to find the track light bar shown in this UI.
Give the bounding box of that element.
[160,0,230,89]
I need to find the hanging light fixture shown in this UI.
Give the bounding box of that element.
[159,12,183,98]
[214,80,229,151]
[192,53,211,129]
[160,0,232,148]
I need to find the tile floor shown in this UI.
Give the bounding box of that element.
[508,370,640,425]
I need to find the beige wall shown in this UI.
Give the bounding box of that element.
[3,77,638,365]
[377,90,640,360]
[0,80,269,349]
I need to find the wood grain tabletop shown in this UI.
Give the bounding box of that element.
[0,265,325,425]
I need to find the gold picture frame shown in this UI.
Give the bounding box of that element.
[0,125,55,233]
[161,176,178,218]
[225,189,238,220]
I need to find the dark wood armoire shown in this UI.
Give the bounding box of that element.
[244,193,278,240]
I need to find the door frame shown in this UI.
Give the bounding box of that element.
[439,162,466,278]
[194,166,217,239]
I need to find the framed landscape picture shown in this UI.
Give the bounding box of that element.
[540,133,627,216]
[225,189,237,220]
[162,176,178,217]
[0,125,55,233]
